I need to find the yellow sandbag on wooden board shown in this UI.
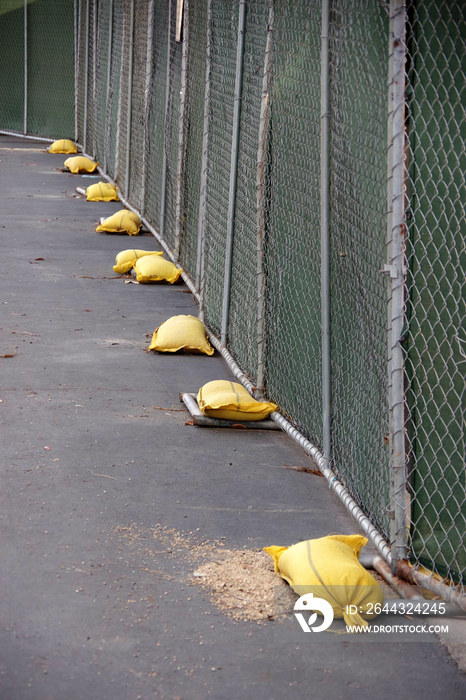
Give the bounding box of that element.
[64,156,99,173]
[133,255,183,283]
[96,209,142,236]
[86,182,119,202]
[49,139,78,154]
[113,249,163,274]
[148,315,214,355]
[197,380,277,421]
[264,535,384,628]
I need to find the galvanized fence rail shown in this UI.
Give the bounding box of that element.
[1,0,464,606]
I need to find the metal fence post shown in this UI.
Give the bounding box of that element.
[221,0,247,347]
[140,0,155,216]
[256,2,273,396]
[160,0,173,240]
[196,0,212,319]
[91,0,98,158]
[175,0,188,262]
[321,0,331,467]
[114,0,125,180]
[124,0,135,200]
[23,0,28,135]
[83,0,90,154]
[74,0,79,143]
[387,0,408,570]
[104,0,114,173]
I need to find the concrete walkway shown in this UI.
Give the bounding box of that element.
[1,134,464,699]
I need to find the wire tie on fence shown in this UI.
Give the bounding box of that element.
[455,334,466,362]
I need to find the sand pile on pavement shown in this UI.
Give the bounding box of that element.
[190,547,297,623]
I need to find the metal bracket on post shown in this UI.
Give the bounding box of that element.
[381,263,399,278]
[221,0,247,348]
[387,0,408,572]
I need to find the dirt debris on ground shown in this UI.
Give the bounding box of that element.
[115,523,393,624]
[116,523,296,622]
[190,548,298,623]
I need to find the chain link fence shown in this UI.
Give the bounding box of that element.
[157,0,182,251]
[177,0,208,279]
[202,0,239,338]
[2,0,464,602]
[225,0,269,380]
[94,2,111,166]
[0,0,74,139]
[328,0,390,542]
[143,0,169,228]
[264,0,323,445]
[403,0,465,589]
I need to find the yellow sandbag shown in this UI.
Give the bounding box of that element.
[264,535,384,627]
[86,181,119,202]
[49,139,78,154]
[148,315,214,355]
[133,255,183,283]
[64,155,99,173]
[113,249,163,274]
[197,380,277,421]
[96,209,142,236]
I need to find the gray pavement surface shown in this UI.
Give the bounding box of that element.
[1,134,465,699]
